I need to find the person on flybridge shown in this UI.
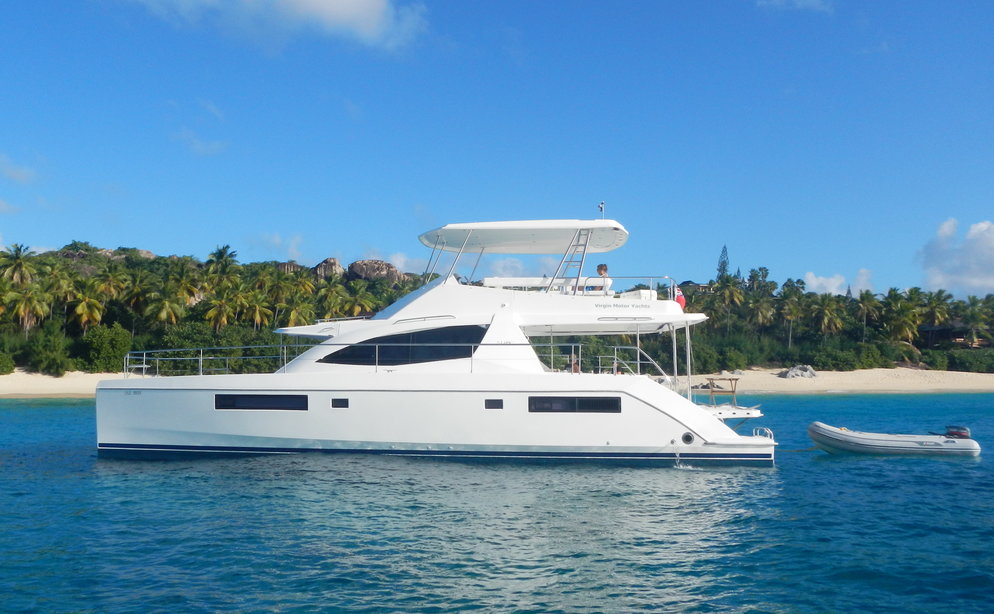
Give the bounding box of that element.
[591,263,612,295]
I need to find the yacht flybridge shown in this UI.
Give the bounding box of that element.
[96,219,776,464]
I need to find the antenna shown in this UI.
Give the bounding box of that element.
[598,201,605,218]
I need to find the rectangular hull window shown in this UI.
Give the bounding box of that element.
[528,397,621,413]
[215,394,308,411]
[485,399,503,409]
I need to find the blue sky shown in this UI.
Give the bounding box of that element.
[2,0,992,297]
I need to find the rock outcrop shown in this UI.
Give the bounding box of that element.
[277,261,304,274]
[348,259,402,285]
[312,257,345,279]
[780,364,817,379]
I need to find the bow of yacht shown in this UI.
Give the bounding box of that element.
[97,218,776,463]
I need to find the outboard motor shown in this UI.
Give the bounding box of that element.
[944,426,972,439]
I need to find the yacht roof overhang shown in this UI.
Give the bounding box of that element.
[519,313,707,336]
[418,219,628,254]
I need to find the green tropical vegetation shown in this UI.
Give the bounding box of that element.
[0,242,423,376]
[1,241,992,377]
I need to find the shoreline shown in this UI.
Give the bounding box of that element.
[692,367,994,396]
[2,366,994,399]
[0,369,121,399]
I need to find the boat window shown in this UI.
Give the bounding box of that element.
[215,394,308,411]
[331,398,349,408]
[528,396,621,413]
[485,399,503,409]
[317,325,488,366]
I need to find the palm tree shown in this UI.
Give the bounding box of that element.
[73,279,104,334]
[281,291,316,327]
[881,288,921,346]
[315,276,349,319]
[5,283,50,334]
[957,296,990,347]
[0,276,8,318]
[340,279,378,317]
[811,293,844,339]
[168,261,202,306]
[123,270,154,315]
[779,294,804,349]
[747,294,776,335]
[0,243,37,286]
[204,246,241,295]
[921,290,952,348]
[713,274,744,335]
[267,270,297,323]
[243,291,274,330]
[291,269,316,296]
[40,263,76,324]
[854,290,881,343]
[206,245,238,276]
[746,267,777,297]
[205,294,236,332]
[94,263,129,301]
[146,283,186,326]
[117,269,155,335]
[905,287,925,309]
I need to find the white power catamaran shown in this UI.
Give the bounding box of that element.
[97,219,776,463]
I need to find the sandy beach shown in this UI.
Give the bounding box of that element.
[0,369,123,398]
[2,366,994,398]
[697,367,994,395]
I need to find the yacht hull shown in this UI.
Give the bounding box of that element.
[97,372,775,464]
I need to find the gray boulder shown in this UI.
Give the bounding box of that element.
[349,259,402,285]
[313,257,345,279]
[780,364,817,379]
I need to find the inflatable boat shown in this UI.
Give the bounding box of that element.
[807,422,981,457]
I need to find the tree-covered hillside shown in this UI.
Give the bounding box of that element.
[1,242,992,376]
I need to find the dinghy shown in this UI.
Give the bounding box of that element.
[807,421,981,457]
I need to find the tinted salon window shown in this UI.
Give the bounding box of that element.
[318,325,488,366]
[528,396,621,413]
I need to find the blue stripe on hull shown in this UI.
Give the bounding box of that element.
[98,442,773,462]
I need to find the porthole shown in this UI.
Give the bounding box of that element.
[681,432,695,445]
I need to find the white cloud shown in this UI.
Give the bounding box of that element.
[803,267,874,295]
[255,232,306,262]
[0,154,37,184]
[0,198,18,214]
[488,257,526,278]
[858,41,892,55]
[128,0,427,50]
[287,235,303,262]
[852,268,873,293]
[757,0,833,13]
[199,99,225,121]
[389,251,427,273]
[920,218,994,295]
[804,271,846,295]
[173,127,227,156]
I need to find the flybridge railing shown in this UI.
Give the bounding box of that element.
[479,275,682,300]
[122,340,679,381]
[123,343,318,377]
[595,346,670,378]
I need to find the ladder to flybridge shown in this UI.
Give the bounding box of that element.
[547,228,591,294]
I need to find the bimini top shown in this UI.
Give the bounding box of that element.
[418,219,628,254]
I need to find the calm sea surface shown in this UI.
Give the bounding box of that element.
[2,394,993,613]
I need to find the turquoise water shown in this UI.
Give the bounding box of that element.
[2,395,993,613]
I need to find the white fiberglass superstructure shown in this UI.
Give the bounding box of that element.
[96,219,776,463]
